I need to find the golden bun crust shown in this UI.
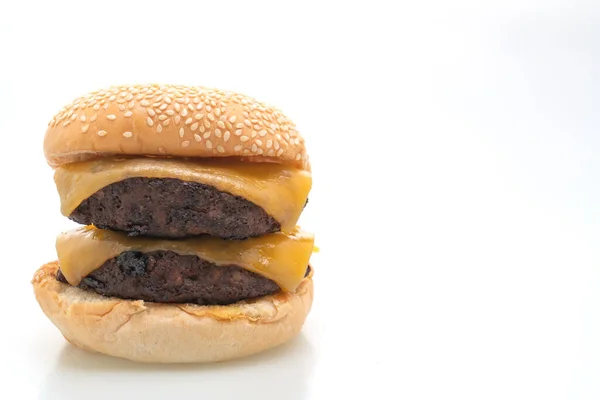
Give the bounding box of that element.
[44,84,309,170]
[32,262,314,363]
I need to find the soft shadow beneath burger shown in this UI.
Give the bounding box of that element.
[38,333,316,400]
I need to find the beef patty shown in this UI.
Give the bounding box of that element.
[69,178,280,239]
[56,251,310,305]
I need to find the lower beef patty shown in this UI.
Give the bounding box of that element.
[56,250,289,305]
[69,178,280,239]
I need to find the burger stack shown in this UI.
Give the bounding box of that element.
[32,84,315,363]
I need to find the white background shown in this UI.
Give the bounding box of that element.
[1,0,600,399]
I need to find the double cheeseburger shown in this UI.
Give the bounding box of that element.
[32,84,315,363]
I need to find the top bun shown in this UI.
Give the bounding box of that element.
[44,84,309,170]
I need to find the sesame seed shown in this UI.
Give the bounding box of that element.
[267,149,275,156]
[157,125,163,133]
[123,131,132,138]
[80,115,86,122]
[234,145,243,152]
[118,104,126,111]
[195,113,204,120]
[174,115,181,124]
[205,140,213,149]
[194,134,202,142]
[274,141,280,150]
[70,114,78,121]
[159,103,168,110]
[196,103,203,110]
[191,122,199,131]
[266,140,273,148]
[207,113,215,121]
[244,119,251,127]
[93,104,100,110]
[277,149,284,156]
[124,111,133,118]
[217,145,225,153]
[62,121,71,127]
[181,108,188,117]
[158,114,167,121]
[147,108,156,116]
[229,116,237,123]
[106,114,116,120]
[199,125,206,133]
[90,115,98,122]
[128,101,135,109]
[243,149,250,154]
[224,131,230,142]
[215,129,222,138]
[256,139,263,146]
[240,136,249,142]
[259,129,267,136]
[236,123,244,129]
[141,99,150,107]
[295,153,301,161]
[166,110,175,116]
[163,119,171,126]
[164,96,172,104]
[182,140,190,147]
[187,103,195,111]
[179,128,184,137]
[235,129,243,136]
[206,105,212,112]
[109,95,116,101]
[217,121,225,129]
[251,131,257,138]
[203,132,211,139]
[251,144,258,153]
[184,117,192,125]
[215,108,221,117]
[103,103,109,109]
[204,120,211,128]
[81,124,89,133]
[97,130,107,137]
[147,117,154,126]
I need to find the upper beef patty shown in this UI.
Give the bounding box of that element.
[69,177,280,239]
[56,250,284,305]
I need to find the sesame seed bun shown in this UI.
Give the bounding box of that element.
[44,84,309,170]
[32,261,314,363]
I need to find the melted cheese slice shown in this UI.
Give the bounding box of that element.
[54,157,312,233]
[56,226,314,292]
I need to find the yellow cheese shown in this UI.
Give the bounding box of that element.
[54,157,312,233]
[56,226,314,292]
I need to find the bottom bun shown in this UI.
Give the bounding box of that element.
[32,262,314,363]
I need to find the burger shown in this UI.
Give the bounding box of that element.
[32,84,315,363]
